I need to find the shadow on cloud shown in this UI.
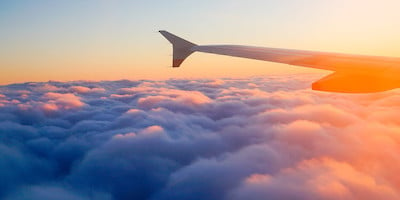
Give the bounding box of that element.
[0,74,399,200]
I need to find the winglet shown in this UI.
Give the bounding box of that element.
[159,30,197,67]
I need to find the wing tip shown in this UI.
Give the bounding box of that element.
[173,59,185,68]
[159,30,196,68]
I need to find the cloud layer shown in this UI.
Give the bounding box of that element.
[0,74,399,200]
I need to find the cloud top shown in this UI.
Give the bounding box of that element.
[0,74,399,200]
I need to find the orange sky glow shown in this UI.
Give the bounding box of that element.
[1,1,400,84]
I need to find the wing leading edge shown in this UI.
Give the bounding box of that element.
[160,30,400,93]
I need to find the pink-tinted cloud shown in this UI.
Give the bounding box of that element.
[70,86,105,94]
[114,132,136,139]
[36,83,62,92]
[232,158,399,200]
[136,88,211,109]
[41,92,84,111]
[0,74,399,200]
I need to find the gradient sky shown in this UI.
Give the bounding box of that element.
[1,2,400,199]
[1,0,400,85]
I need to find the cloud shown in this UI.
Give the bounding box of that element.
[0,74,399,200]
[69,86,105,94]
[229,158,399,200]
[5,185,112,200]
[41,92,85,111]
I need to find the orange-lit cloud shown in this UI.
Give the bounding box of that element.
[236,158,399,200]
[0,76,399,199]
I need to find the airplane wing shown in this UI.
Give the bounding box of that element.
[159,30,400,93]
